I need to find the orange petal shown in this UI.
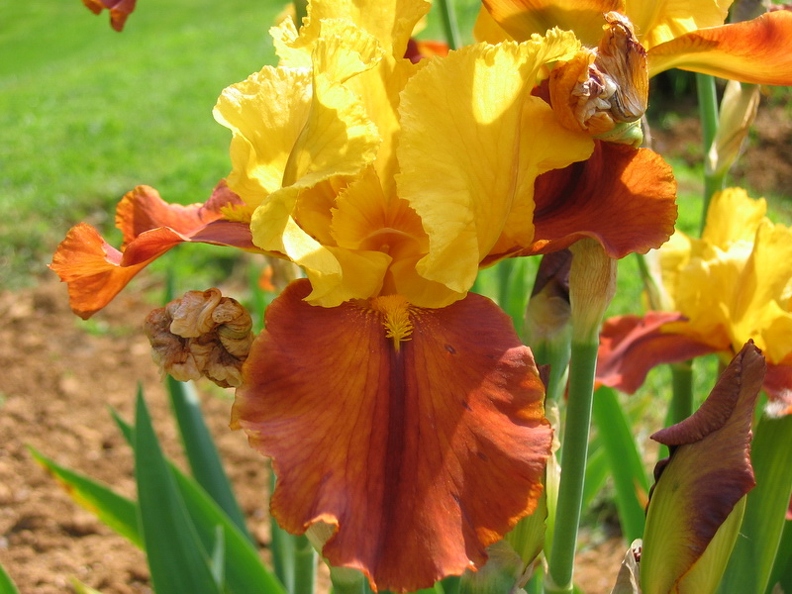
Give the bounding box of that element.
[115,182,243,246]
[81,0,137,32]
[492,142,676,261]
[597,312,717,393]
[648,11,792,83]
[232,279,552,591]
[50,224,182,319]
[404,38,450,63]
[51,184,254,319]
[482,0,624,47]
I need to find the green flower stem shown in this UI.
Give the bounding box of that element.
[270,470,317,594]
[634,252,663,311]
[546,340,600,594]
[696,73,720,233]
[669,361,694,425]
[532,335,572,404]
[329,567,373,594]
[293,535,317,594]
[436,0,462,50]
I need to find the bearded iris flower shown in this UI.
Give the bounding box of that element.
[597,188,792,416]
[225,1,676,585]
[51,0,678,588]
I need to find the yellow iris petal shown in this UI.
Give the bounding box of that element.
[397,32,593,294]
[213,67,313,214]
[661,188,792,364]
[626,0,730,50]
[701,187,766,250]
[277,0,429,63]
[731,220,792,363]
[481,0,624,47]
[330,167,458,307]
[305,246,392,306]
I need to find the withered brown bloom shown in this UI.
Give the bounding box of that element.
[145,288,253,388]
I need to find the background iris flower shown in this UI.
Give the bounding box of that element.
[597,187,792,416]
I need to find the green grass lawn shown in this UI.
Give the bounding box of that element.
[0,0,284,289]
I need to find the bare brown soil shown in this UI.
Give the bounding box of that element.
[651,100,792,198]
[0,279,273,593]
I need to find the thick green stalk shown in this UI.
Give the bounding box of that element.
[436,0,462,50]
[633,252,663,311]
[546,240,615,593]
[293,535,317,594]
[270,508,295,591]
[696,73,720,233]
[546,341,599,594]
[669,361,694,425]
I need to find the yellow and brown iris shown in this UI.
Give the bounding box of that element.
[597,188,792,416]
[51,0,679,588]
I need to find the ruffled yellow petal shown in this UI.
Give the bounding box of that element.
[250,184,390,307]
[627,0,730,51]
[213,67,313,215]
[215,18,382,220]
[282,70,380,190]
[661,188,792,363]
[647,11,792,83]
[329,167,462,308]
[271,17,311,68]
[282,0,430,61]
[701,187,766,250]
[482,0,624,47]
[397,33,593,295]
[731,220,792,363]
[658,230,691,309]
[274,15,416,201]
[331,168,424,253]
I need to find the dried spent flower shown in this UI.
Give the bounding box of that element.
[145,288,254,388]
[549,12,648,136]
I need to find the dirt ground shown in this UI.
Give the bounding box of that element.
[1,100,790,594]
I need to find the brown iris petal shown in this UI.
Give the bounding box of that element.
[50,182,254,319]
[483,141,676,265]
[232,279,552,592]
[596,312,718,393]
[761,362,792,417]
[115,182,243,247]
[81,0,137,32]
